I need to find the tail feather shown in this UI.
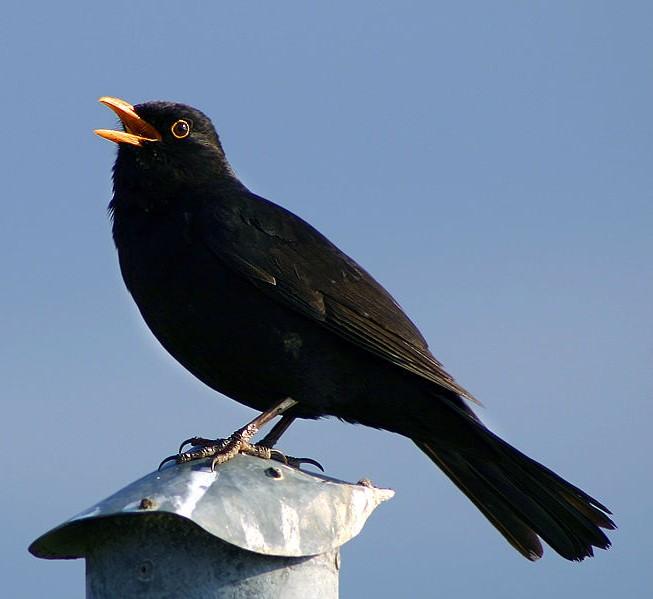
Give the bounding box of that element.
[416,426,615,561]
[417,441,543,560]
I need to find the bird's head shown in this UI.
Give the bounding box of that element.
[96,97,235,200]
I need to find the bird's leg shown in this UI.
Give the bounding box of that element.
[258,414,296,448]
[159,398,297,471]
[257,415,324,471]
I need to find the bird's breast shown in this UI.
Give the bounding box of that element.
[112,207,312,408]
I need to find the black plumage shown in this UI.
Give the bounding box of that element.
[97,97,615,561]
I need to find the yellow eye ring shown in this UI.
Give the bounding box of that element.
[171,119,191,139]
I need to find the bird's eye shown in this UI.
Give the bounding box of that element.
[171,119,191,139]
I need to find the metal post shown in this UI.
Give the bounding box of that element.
[30,455,393,598]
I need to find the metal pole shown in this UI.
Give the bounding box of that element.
[84,514,339,598]
[30,455,393,598]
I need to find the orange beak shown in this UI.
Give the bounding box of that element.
[94,96,162,146]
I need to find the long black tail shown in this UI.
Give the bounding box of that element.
[415,424,615,561]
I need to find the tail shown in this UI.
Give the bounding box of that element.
[415,424,615,561]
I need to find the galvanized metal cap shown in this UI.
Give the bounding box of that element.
[30,455,394,559]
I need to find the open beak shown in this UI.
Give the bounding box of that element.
[94,97,162,146]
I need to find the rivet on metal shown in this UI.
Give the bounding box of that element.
[265,467,283,480]
[136,559,154,582]
[138,497,155,510]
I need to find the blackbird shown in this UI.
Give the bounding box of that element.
[96,96,614,561]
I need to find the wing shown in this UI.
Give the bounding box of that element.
[201,192,476,402]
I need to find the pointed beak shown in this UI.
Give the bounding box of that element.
[94,96,162,146]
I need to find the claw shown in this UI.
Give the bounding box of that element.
[178,436,217,454]
[269,451,324,472]
[291,456,325,472]
[158,453,179,471]
[178,437,195,454]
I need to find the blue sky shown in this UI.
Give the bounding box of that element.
[2,2,651,596]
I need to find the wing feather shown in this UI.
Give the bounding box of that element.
[203,193,476,402]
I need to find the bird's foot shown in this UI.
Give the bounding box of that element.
[159,432,323,472]
[158,422,259,471]
[158,398,322,472]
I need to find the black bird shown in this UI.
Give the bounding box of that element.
[96,96,615,561]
